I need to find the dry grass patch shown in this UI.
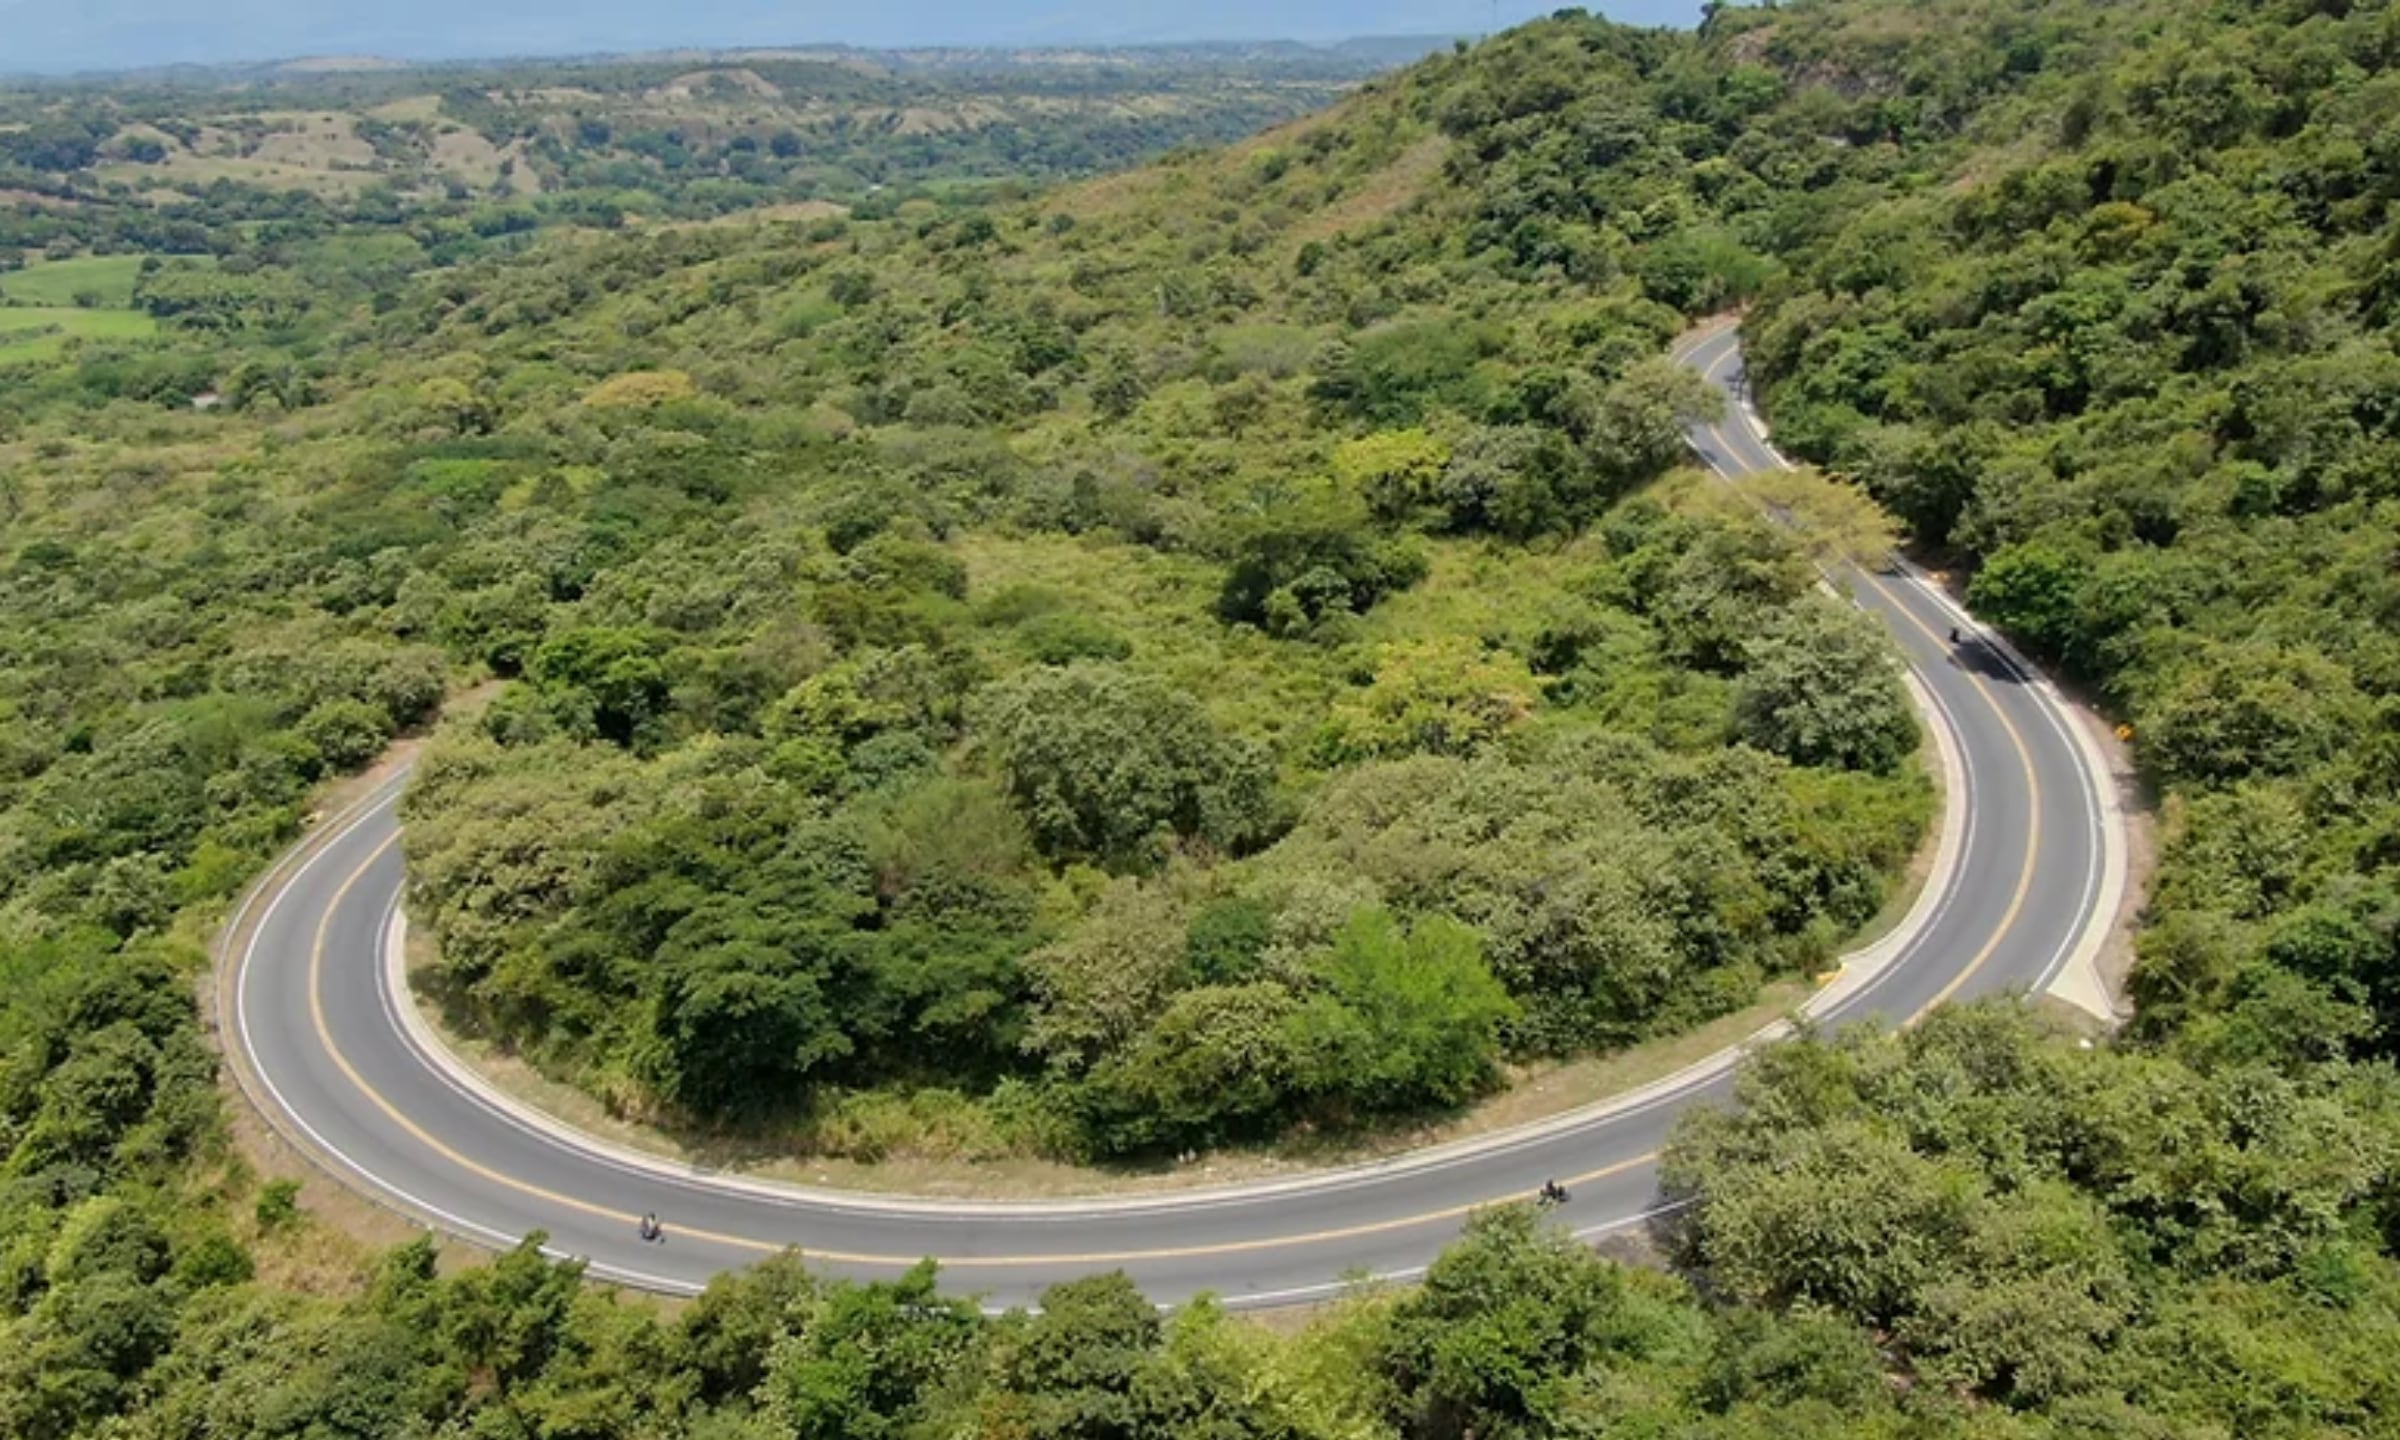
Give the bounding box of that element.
[429,126,508,188]
[99,153,383,195]
[1287,134,1449,248]
[367,94,445,122]
[697,199,850,227]
[251,112,377,169]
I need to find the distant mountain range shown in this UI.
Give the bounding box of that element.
[0,0,1700,77]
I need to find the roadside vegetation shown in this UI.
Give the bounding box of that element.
[358,37,1935,1154]
[1730,0,2400,1076]
[2,1,2400,1437]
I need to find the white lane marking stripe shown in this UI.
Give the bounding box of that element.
[233,798,655,1276]
[1688,334,2116,1005]
[229,319,2115,1300]
[1224,1199,1699,1310]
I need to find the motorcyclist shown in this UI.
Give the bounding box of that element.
[638,1212,661,1242]
[1537,1179,1569,1207]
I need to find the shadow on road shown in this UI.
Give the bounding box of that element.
[1949,636,2029,685]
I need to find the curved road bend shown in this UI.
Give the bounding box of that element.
[224,330,2117,1309]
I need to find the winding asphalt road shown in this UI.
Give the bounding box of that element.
[219,328,2123,1309]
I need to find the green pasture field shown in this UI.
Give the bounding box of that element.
[0,304,157,365]
[0,254,149,307]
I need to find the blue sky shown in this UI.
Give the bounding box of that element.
[0,1,1704,74]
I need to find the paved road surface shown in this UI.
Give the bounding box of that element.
[222,328,2116,1309]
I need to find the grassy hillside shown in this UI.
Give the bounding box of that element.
[1,4,2398,1439]
[0,256,160,363]
[0,44,1411,257]
[0,254,146,306]
[0,306,155,365]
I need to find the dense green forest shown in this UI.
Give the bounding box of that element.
[369,83,1931,1150]
[6,0,2400,1435]
[0,0,1948,1164]
[1729,0,2400,1067]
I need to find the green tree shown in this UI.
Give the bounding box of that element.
[1076,982,1303,1153]
[986,1272,1161,1440]
[296,696,395,772]
[681,1251,821,1401]
[1381,1206,1700,1440]
[1333,428,1453,522]
[1563,357,1725,492]
[527,626,673,748]
[1732,597,1918,774]
[642,896,858,1112]
[1314,638,1538,763]
[1287,908,1517,1114]
[2140,642,2362,790]
[757,1262,984,1440]
[1216,496,1429,637]
[1965,542,2090,671]
[976,664,1274,868]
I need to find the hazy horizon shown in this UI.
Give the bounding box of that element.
[0,0,1700,76]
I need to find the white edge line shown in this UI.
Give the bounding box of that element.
[237,326,1984,1241]
[363,697,1965,1226]
[223,323,2109,1296]
[1222,1198,1698,1310]
[1892,557,2124,1014]
[1683,322,2122,1017]
[324,327,1978,1226]
[230,795,610,1260]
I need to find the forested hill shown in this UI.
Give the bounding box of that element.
[1731,0,2400,1064]
[4,3,2400,1438]
[371,0,2400,1081]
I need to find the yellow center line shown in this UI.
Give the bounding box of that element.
[1673,353,2049,1022]
[291,454,2051,1270]
[1850,567,2044,1019]
[306,835,1652,1267]
[307,837,785,1257]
